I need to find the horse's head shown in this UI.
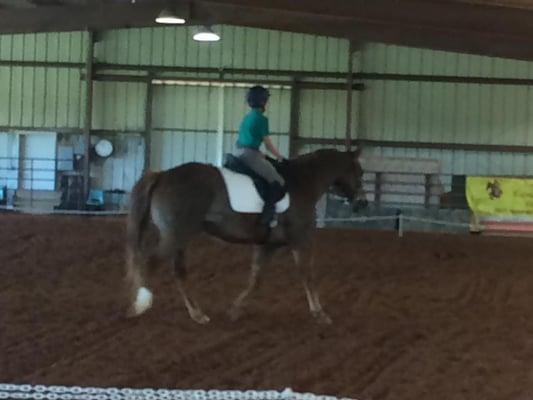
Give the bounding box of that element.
[331,148,367,211]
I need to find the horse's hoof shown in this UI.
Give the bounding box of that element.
[228,306,243,322]
[125,307,139,318]
[191,312,211,325]
[128,287,153,317]
[313,311,332,325]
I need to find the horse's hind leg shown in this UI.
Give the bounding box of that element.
[153,201,210,324]
[173,248,210,325]
[229,244,278,321]
[292,246,332,325]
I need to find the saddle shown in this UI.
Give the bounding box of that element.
[223,154,288,203]
[218,154,290,215]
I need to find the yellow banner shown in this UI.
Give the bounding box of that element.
[466,177,533,215]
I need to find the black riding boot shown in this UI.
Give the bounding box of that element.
[259,200,276,227]
[259,181,284,227]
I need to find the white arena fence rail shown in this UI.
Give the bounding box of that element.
[0,384,357,400]
[0,204,128,216]
[316,214,477,237]
[0,204,481,236]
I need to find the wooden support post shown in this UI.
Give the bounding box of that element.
[82,30,94,205]
[424,174,432,208]
[144,74,154,172]
[215,83,225,167]
[345,41,355,151]
[374,172,382,206]
[289,78,301,158]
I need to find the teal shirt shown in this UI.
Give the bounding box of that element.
[237,108,269,150]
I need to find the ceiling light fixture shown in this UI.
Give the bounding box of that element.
[193,26,220,42]
[155,9,186,24]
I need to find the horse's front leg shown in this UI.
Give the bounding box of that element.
[292,245,332,325]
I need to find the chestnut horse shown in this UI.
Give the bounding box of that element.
[125,148,364,324]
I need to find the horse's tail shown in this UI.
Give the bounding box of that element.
[125,170,160,317]
[127,170,160,249]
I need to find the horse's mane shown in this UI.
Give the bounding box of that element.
[283,148,349,186]
[290,148,347,168]
[290,149,339,164]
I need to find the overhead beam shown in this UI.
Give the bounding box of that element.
[89,70,533,88]
[0,0,36,8]
[433,0,533,11]
[198,1,533,60]
[0,60,84,68]
[348,21,533,61]
[204,0,533,39]
[295,137,533,154]
[354,73,533,86]
[0,2,165,32]
[94,63,364,90]
[6,58,533,87]
[2,1,533,61]
[95,62,347,79]
[91,73,365,90]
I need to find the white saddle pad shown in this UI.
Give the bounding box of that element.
[219,168,290,214]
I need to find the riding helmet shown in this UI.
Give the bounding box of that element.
[246,85,270,108]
